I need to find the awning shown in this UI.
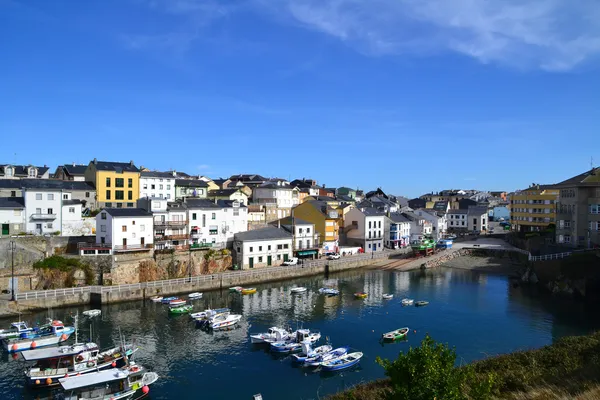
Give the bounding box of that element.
[297,250,317,256]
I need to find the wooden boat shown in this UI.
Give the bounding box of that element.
[382,294,393,300]
[304,346,349,367]
[150,296,163,303]
[229,286,243,293]
[4,321,75,353]
[169,305,193,314]
[168,298,186,306]
[415,300,429,307]
[241,288,257,295]
[354,292,368,299]
[290,287,307,294]
[382,327,409,342]
[401,298,414,306]
[321,352,363,371]
[82,310,101,317]
[188,292,203,300]
[0,321,33,340]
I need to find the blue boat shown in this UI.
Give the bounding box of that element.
[161,297,178,304]
[292,343,332,363]
[269,329,321,354]
[304,346,349,367]
[270,341,303,353]
[321,351,363,371]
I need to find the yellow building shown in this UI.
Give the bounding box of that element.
[509,184,559,232]
[84,159,140,209]
[292,201,340,247]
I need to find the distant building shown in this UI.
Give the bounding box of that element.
[344,207,385,252]
[140,171,176,200]
[253,179,300,220]
[384,213,411,249]
[0,197,25,236]
[185,198,248,249]
[95,208,154,254]
[270,216,319,259]
[84,159,140,209]
[233,226,293,269]
[0,164,50,180]
[447,209,468,232]
[293,200,341,250]
[207,188,249,205]
[509,184,559,232]
[175,179,209,200]
[53,164,87,181]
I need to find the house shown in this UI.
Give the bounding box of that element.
[292,200,340,251]
[84,159,140,209]
[414,209,447,240]
[320,187,337,198]
[269,216,320,259]
[554,167,600,248]
[0,164,50,179]
[140,171,176,201]
[432,201,450,214]
[207,189,248,205]
[229,174,268,188]
[0,179,97,211]
[175,179,209,200]
[138,197,189,250]
[0,197,25,236]
[384,213,411,249]
[447,209,468,232]
[185,198,248,249]
[212,178,232,189]
[53,164,87,181]
[61,198,94,236]
[401,211,433,241]
[468,206,488,232]
[247,204,267,228]
[458,198,478,210]
[305,196,340,207]
[233,226,293,269]
[95,208,154,253]
[490,191,508,201]
[200,177,220,192]
[355,190,364,202]
[23,186,63,235]
[408,198,427,210]
[509,184,559,232]
[337,195,356,206]
[344,207,385,252]
[359,196,398,213]
[337,187,357,199]
[252,179,300,220]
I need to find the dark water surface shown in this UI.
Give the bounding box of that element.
[2,267,600,399]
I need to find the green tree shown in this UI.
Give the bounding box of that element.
[376,334,496,400]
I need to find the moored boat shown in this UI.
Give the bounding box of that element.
[401,298,414,306]
[304,346,349,367]
[161,297,177,304]
[229,286,243,293]
[269,329,321,353]
[4,321,75,353]
[150,296,163,303]
[292,343,332,363]
[318,288,339,296]
[290,287,307,294]
[321,352,363,371]
[249,327,292,344]
[0,321,33,340]
[382,327,409,342]
[197,312,242,330]
[415,300,429,307]
[169,305,193,314]
[354,292,368,299]
[382,294,393,300]
[168,298,186,307]
[190,307,230,320]
[188,292,203,300]
[241,288,257,295]
[82,310,101,317]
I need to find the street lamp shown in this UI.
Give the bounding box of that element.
[9,241,16,301]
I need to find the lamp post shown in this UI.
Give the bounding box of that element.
[10,241,16,301]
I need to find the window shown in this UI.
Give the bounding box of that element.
[101,213,107,219]
[284,244,289,249]
[307,228,310,233]
[35,193,42,200]
[115,191,124,200]
[29,168,36,177]
[36,208,41,214]
[48,194,54,200]
[192,213,197,220]
[473,218,477,225]
[590,204,600,214]
[69,207,75,213]
[151,184,155,190]
[378,221,381,228]
[63,194,68,200]
[259,246,263,251]
[47,223,53,229]
[368,221,372,229]
[101,225,106,232]
[167,184,171,190]
[128,178,133,188]
[5,166,12,176]
[368,243,371,249]
[48,208,53,215]
[159,184,163,190]
[106,177,111,187]
[128,191,133,200]
[105,202,112,207]
[277,254,281,260]
[106,190,111,200]
[233,208,239,216]
[127,202,134,207]
[13,209,21,216]
[462,221,465,226]
[249,246,253,252]
[565,220,571,228]
[122,225,127,232]
[115,178,124,188]
[143,184,148,190]
[116,203,122,208]
[277,244,283,250]
[85,192,90,198]
[212,213,216,220]
[258,256,263,263]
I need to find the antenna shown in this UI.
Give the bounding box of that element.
[592,156,595,170]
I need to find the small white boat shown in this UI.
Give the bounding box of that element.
[0,321,33,340]
[188,292,203,300]
[401,298,414,306]
[200,313,242,330]
[229,286,243,293]
[292,343,333,363]
[291,287,307,294]
[190,308,230,320]
[168,299,186,307]
[415,300,429,307]
[304,346,349,367]
[321,352,363,371]
[383,294,393,300]
[82,310,101,317]
[318,288,339,296]
[250,327,292,344]
[150,296,163,303]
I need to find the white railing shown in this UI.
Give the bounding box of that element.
[15,286,93,301]
[529,252,572,261]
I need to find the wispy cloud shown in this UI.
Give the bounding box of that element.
[196,164,211,170]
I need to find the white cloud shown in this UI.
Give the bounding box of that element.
[197,164,211,170]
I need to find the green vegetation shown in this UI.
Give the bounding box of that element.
[328,332,600,400]
[33,255,95,287]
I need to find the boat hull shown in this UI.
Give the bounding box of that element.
[5,332,73,353]
[321,352,363,371]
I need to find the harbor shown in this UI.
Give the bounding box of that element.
[1,266,599,399]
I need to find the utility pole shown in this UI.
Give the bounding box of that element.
[10,241,16,301]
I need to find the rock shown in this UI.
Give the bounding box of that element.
[529,272,539,284]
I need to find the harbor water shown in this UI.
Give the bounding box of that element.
[1,267,600,399]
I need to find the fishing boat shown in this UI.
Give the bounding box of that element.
[321,352,363,371]
[229,286,243,293]
[4,320,75,353]
[292,343,332,363]
[241,288,257,295]
[318,288,339,296]
[169,304,193,314]
[197,312,242,330]
[82,310,101,317]
[150,296,163,303]
[411,235,437,256]
[249,327,292,344]
[188,292,203,300]
[304,347,349,367]
[354,292,368,299]
[45,363,159,400]
[270,329,321,353]
[415,300,429,307]
[190,308,230,320]
[168,298,186,307]
[0,321,33,340]
[160,297,177,304]
[382,327,409,342]
[401,298,414,306]
[23,343,138,387]
[382,294,394,300]
[290,287,307,294]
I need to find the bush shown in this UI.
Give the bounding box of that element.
[376,334,496,400]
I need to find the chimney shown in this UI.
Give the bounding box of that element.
[214,197,218,204]
[322,184,325,188]
[72,162,76,167]
[130,160,134,166]
[278,220,281,229]
[93,158,97,165]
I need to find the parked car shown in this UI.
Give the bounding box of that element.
[327,253,341,260]
[282,257,298,266]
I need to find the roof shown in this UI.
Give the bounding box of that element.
[259,180,294,189]
[175,179,208,188]
[0,197,25,208]
[184,198,245,209]
[22,342,98,361]
[433,201,449,212]
[555,167,600,187]
[141,171,175,179]
[91,160,139,173]
[467,206,488,216]
[208,189,242,197]
[448,209,468,214]
[63,199,83,206]
[360,207,386,217]
[59,164,87,176]
[102,208,152,218]
[234,226,292,242]
[271,216,314,227]
[0,179,95,191]
[337,194,355,202]
[337,187,355,192]
[229,174,268,183]
[0,164,49,178]
[60,368,131,391]
[307,200,338,217]
[212,178,229,186]
[307,195,337,202]
[387,213,410,223]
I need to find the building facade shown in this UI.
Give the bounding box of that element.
[175,179,209,200]
[84,159,140,209]
[270,217,320,259]
[292,201,340,249]
[447,209,468,231]
[233,227,293,269]
[344,207,385,252]
[95,208,154,252]
[252,179,300,220]
[140,171,176,201]
[53,164,87,181]
[510,184,559,232]
[186,199,248,249]
[384,213,411,249]
[0,197,25,236]
[138,197,189,250]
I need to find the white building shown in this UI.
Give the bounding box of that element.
[0,197,26,236]
[344,207,385,252]
[138,197,189,250]
[0,164,50,179]
[185,198,248,249]
[384,213,411,249]
[468,206,488,232]
[401,211,433,241]
[140,171,176,201]
[233,226,293,269]
[252,179,300,219]
[270,216,320,259]
[95,208,154,252]
[414,209,447,240]
[447,209,468,231]
[61,198,94,236]
[24,187,63,235]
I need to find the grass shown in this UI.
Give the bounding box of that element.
[328,332,600,400]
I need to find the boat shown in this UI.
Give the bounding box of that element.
[150,296,163,303]
[82,310,101,317]
[382,327,409,342]
[382,294,393,300]
[401,298,414,306]
[270,329,321,353]
[241,288,257,295]
[411,235,437,255]
[23,343,138,387]
[354,292,368,299]
[168,298,186,306]
[188,292,203,300]
[415,300,429,307]
[161,297,177,304]
[292,343,333,363]
[169,305,193,314]
[190,308,230,320]
[304,346,349,367]
[43,363,158,400]
[318,288,339,296]
[249,327,292,344]
[4,320,75,353]
[290,287,307,294]
[0,321,33,340]
[229,286,243,293]
[321,352,363,371]
[197,312,242,330]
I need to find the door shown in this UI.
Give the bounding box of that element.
[249,257,254,269]
[141,237,145,247]
[1,224,8,235]
[283,254,289,262]
[36,224,42,234]
[122,238,127,248]
[267,255,272,266]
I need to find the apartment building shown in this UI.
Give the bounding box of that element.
[510,184,559,232]
[84,159,140,208]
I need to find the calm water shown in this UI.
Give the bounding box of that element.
[2,267,600,400]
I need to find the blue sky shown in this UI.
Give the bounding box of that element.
[1,0,599,198]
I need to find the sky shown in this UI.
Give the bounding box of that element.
[1,0,599,198]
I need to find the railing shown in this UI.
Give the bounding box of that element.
[15,286,93,301]
[154,220,189,227]
[530,252,572,261]
[30,213,56,220]
[113,244,154,251]
[156,234,189,240]
[78,242,112,249]
[190,242,226,250]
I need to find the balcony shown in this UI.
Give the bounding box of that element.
[78,242,112,250]
[190,242,225,250]
[113,244,154,252]
[293,244,320,251]
[30,213,56,220]
[154,220,188,228]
